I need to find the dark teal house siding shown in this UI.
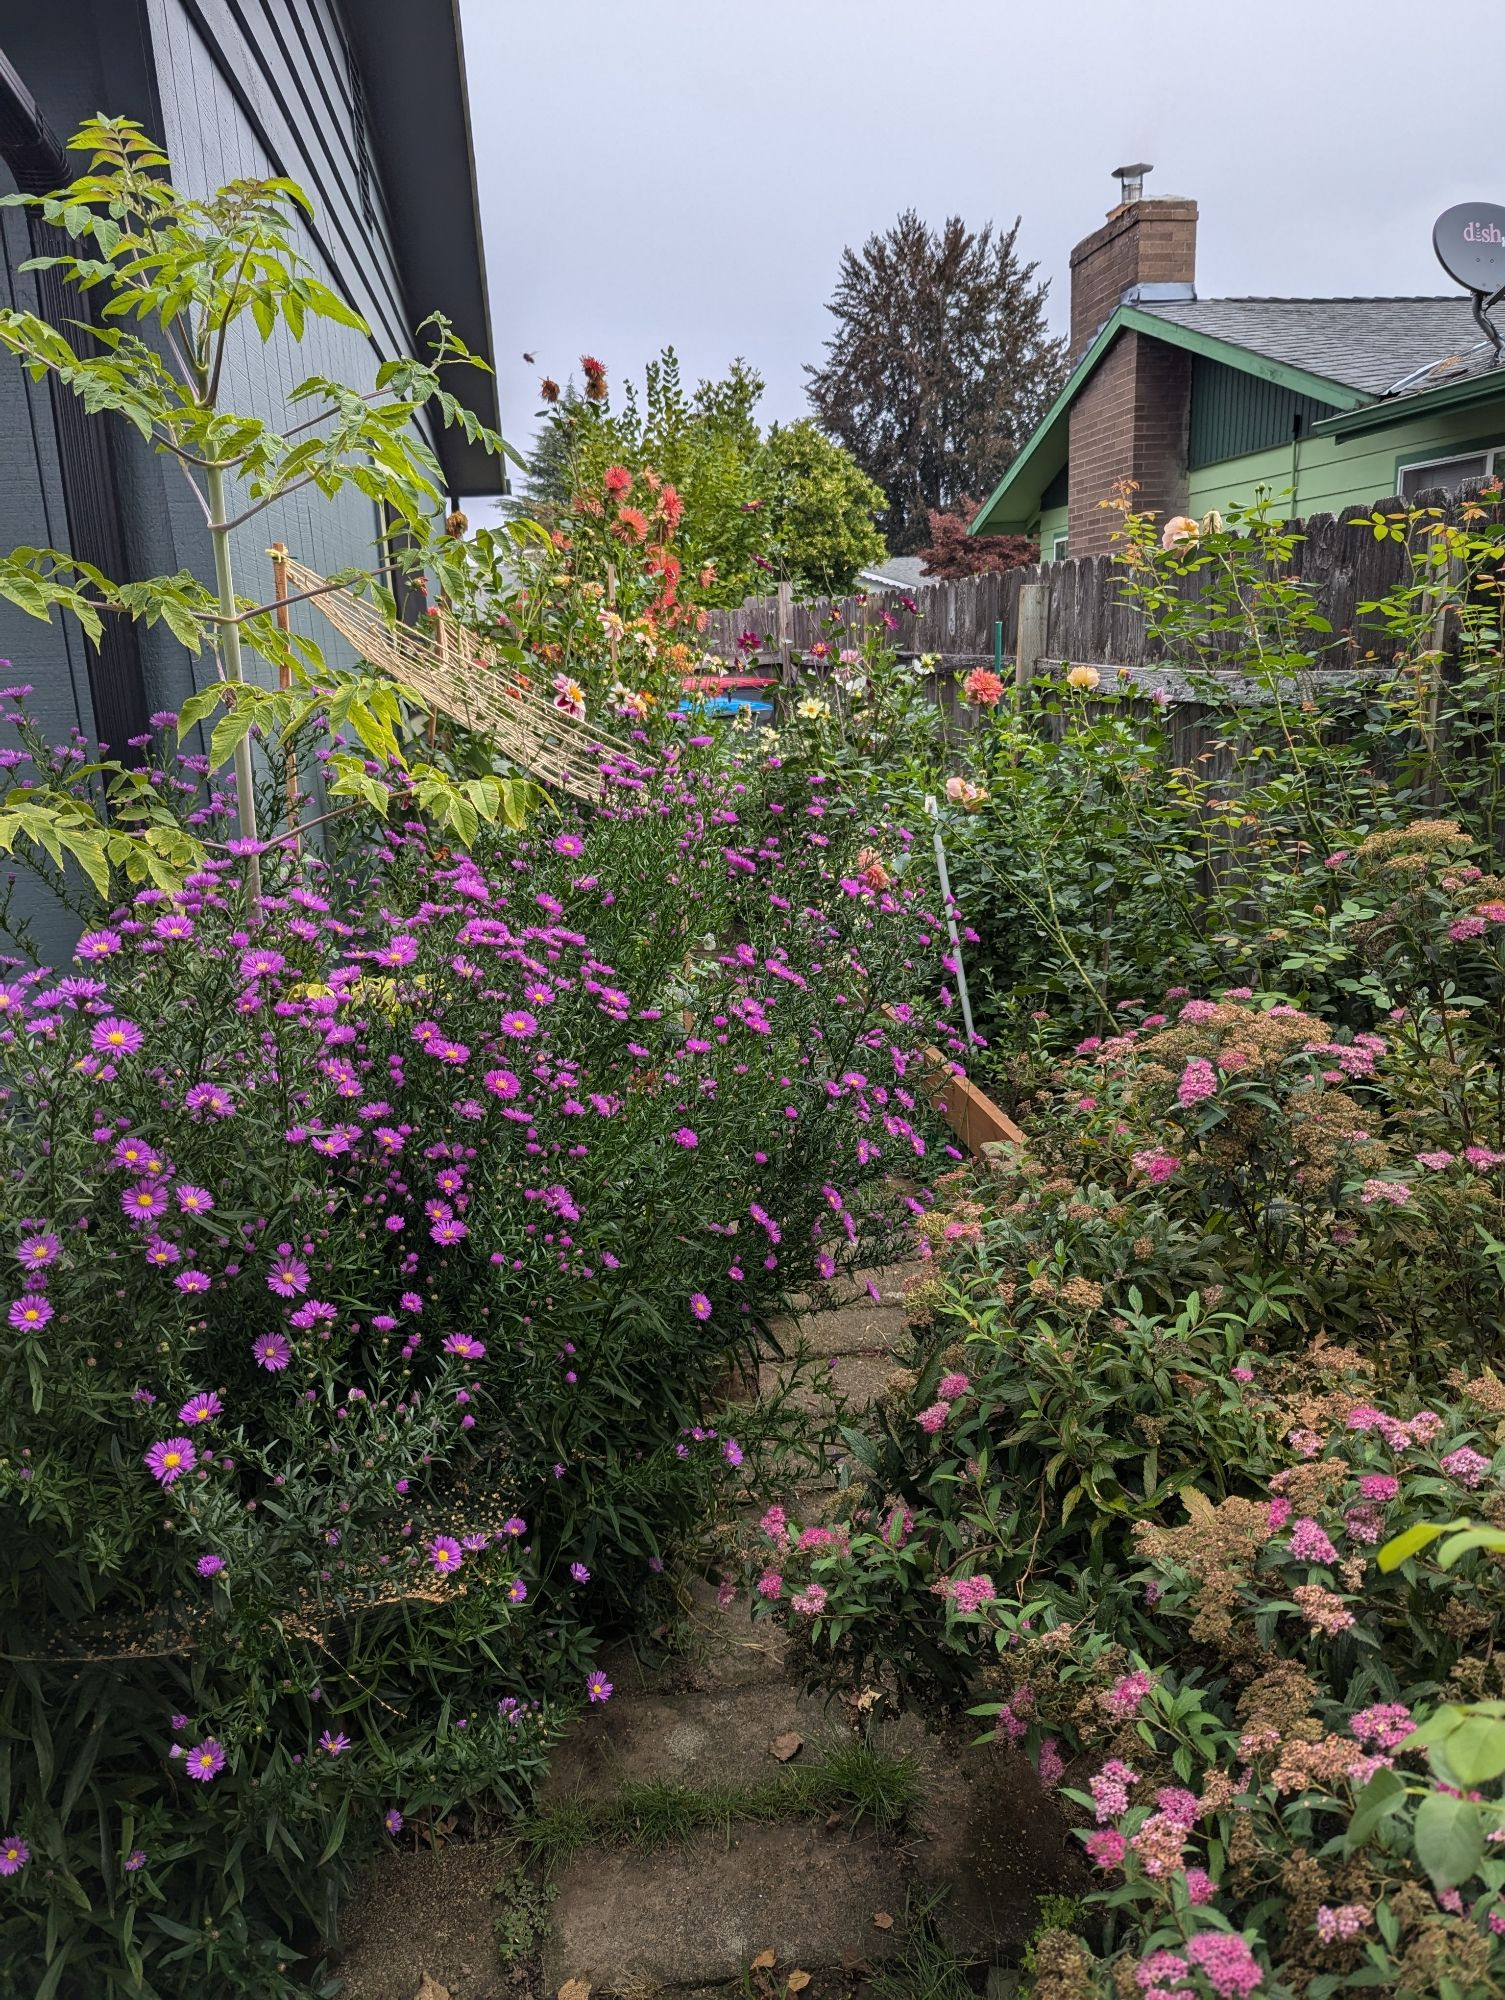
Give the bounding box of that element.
[1187,356,1341,471]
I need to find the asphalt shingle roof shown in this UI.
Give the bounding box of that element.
[1137,296,1501,399]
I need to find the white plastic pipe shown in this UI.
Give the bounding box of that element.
[924,793,977,1047]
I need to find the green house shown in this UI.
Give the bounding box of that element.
[971,179,1505,559]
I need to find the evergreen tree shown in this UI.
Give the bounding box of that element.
[806,212,1066,553]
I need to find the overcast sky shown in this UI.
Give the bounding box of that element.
[459,0,1503,502]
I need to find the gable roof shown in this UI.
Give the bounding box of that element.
[970,293,1505,535]
[1136,296,1487,398]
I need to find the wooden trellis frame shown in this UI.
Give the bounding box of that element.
[274,550,630,801]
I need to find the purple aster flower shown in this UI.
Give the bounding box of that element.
[498,1010,538,1040]
[570,1562,591,1584]
[144,1437,197,1486]
[17,1231,60,1271]
[153,913,195,942]
[672,1127,699,1148]
[318,1731,351,1756]
[144,1236,181,1268]
[91,1017,143,1056]
[502,1516,526,1537]
[0,1836,29,1876]
[430,1217,468,1246]
[507,1577,527,1604]
[184,1082,235,1119]
[122,1182,169,1224]
[384,1808,403,1835]
[8,1293,53,1331]
[586,1671,613,1703]
[722,1438,744,1469]
[174,1184,214,1215]
[124,1849,146,1872]
[185,1738,226,1782]
[178,1391,223,1426]
[75,928,122,960]
[174,1270,211,1295]
[552,832,585,857]
[252,1332,291,1372]
[196,1554,226,1578]
[267,1257,310,1298]
[237,948,285,981]
[442,1332,486,1360]
[483,1067,521,1099]
[373,934,419,968]
[428,1536,464,1576]
[689,1292,712,1321]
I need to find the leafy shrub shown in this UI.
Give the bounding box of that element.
[0,711,947,1996]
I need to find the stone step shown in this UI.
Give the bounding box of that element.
[333,1836,521,2000]
[539,1680,849,1804]
[756,1348,907,1415]
[787,1259,924,1312]
[766,1299,909,1358]
[540,1819,910,1993]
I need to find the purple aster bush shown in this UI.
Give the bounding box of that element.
[0,709,948,1993]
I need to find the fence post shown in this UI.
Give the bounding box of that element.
[775,580,794,687]
[1016,580,1049,698]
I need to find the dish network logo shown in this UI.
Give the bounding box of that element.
[1462,219,1505,245]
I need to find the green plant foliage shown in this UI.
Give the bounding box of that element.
[0,717,946,1995]
[0,117,530,897]
[526,348,886,605]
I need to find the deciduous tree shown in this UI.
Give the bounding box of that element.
[917,496,1036,579]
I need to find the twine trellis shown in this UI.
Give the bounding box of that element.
[279,555,629,801]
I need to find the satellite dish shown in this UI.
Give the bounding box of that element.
[1434,203,1505,295]
[1433,203,1505,359]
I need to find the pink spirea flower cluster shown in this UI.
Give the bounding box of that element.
[1176,1056,1218,1108]
[1089,1758,1138,1821]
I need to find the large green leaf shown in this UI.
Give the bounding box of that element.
[1414,1790,1484,1889]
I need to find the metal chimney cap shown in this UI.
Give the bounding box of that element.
[1112,162,1154,202]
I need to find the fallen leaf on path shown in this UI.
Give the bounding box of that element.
[769,1731,803,1762]
[824,1809,842,1829]
[415,1978,452,2000]
[558,1982,592,2000]
[787,1973,811,1994]
[873,1911,895,1930]
[751,1949,777,1970]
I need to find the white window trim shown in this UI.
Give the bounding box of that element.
[1397,445,1502,499]
[1051,533,1069,562]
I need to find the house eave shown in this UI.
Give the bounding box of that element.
[342,0,500,497]
[1311,365,1505,442]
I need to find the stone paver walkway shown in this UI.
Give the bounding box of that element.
[333,1265,1080,2000]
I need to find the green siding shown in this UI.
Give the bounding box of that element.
[1187,357,1341,470]
[1184,392,1505,518]
[1037,503,1070,558]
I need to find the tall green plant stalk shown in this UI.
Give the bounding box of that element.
[202,459,261,897]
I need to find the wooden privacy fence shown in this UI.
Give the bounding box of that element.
[700,488,1481,695]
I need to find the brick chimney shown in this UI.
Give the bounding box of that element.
[1065,167,1199,554]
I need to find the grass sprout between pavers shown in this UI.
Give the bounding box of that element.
[518,1740,920,1865]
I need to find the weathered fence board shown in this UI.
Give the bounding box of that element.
[700,491,1477,680]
